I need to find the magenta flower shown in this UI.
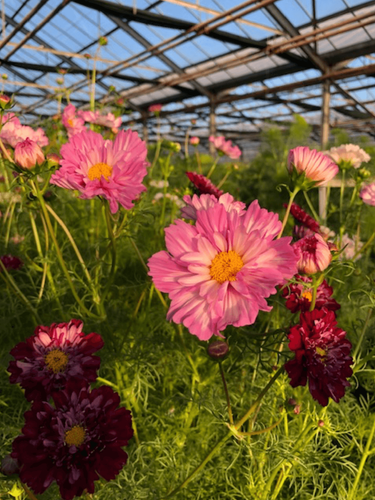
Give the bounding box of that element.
[12,382,133,500]
[50,129,149,213]
[62,104,85,137]
[293,233,332,274]
[288,147,338,186]
[190,136,200,146]
[327,144,370,169]
[148,199,297,340]
[282,274,340,313]
[8,319,103,402]
[14,138,45,170]
[285,309,353,406]
[186,171,223,198]
[209,136,241,159]
[0,113,48,148]
[78,110,122,133]
[181,192,246,221]
[360,182,375,207]
[0,254,23,271]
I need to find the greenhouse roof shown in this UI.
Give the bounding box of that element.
[2,0,375,151]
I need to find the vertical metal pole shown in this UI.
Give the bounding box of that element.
[142,112,148,145]
[209,100,216,156]
[319,79,330,221]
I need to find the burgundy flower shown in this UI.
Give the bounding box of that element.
[286,203,320,233]
[0,254,23,271]
[186,171,223,198]
[285,309,353,406]
[12,382,133,500]
[282,275,340,313]
[8,319,103,401]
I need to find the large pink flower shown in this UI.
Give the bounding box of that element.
[148,199,297,340]
[62,104,85,137]
[327,144,370,169]
[50,129,149,213]
[360,182,375,206]
[288,147,338,186]
[0,113,48,148]
[209,136,241,159]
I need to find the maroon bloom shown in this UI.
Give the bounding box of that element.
[8,319,103,402]
[186,171,223,199]
[0,254,23,271]
[287,203,320,233]
[285,309,353,406]
[12,382,133,500]
[282,274,340,313]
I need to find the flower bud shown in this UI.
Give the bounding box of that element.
[293,404,301,415]
[14,138,45,170]
[0,455,20,476]
[357,167,371,180]
[318,419,325,427]
[207,340,229,360]
[191,119,197,125]
[46,153,60,168]
[56,77,64,85]
[0,94,12,110]
[99,36,108,46]
[116,97,125,106]
[288,147,338,189]
[190,136,200,146]
[57,68,67,75]
[83,53,92,59]
[293,233,332,275]
[1,73,8,80]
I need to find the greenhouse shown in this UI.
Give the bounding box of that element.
[0,1,375,499]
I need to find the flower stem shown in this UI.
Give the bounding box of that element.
[22,483,39,500]
[309,276,318,312]
[101,203,117,303]
[339,169,346,227]
[195,149,202,174]
[277,187,299,239]
[353,308,373,361]
[206,157,219,179]
[217,169,231,190]
[353,230,375,261]
[0,136,13,163]
[219,361,234,425]
[303,191,320,222]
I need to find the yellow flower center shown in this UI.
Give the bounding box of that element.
[87,162,113,181]
[316,346,326,357]
[210,250,244,284]
[67,118,74,127]
[65,425,86,447]
[44,349,69,373]
[302,291,313,302]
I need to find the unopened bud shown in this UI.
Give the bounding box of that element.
[293,404,301,415]
[56,77,64,85]
[0,455,20,476]
[318,419,324,427]
[0,94,12,110]
[83,53,92,59]
[99,36,108,46]
[57,68,67,75]
[46,153,60,168]
[288,398,297,406]
[1,73,8,80]
[207,340,229,360]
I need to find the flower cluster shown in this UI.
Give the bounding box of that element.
[209,136,241,159]
[8,320,133,500]
[62,104,122,137]
[0,113,48,149]
[327,144,370,169]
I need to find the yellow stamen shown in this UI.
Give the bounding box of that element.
[210,250,244,284]
[67,118,74,127]
[87,162,113,181]
[302,290,313,302]
[316,346,326,357]
[45,349,69,373]
[65,425,86,447]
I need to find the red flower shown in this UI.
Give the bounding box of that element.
[8,319,103,401]
[186,171,223,198]
[285,309,353,406]
[287,203,320,233]
[282,275,340,313]
[0,255,23,271]
[12,382,133,500]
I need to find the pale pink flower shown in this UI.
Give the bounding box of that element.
[293,233,332,274]
[148,104,162,113]
[288,147,338,186]
[181,193,246,220]
[190,137,200,146]
[78,110,122,132]
[50,129,149,214]
[0,113,48,148]
[360,182,375,206]
[327,144,370,169]
[62,104,85,137]
[14,138,45,170]
[209,136,241,159]
[340,234,363,261]
[148,199,297,340]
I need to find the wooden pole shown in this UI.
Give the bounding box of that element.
[320,79,330,221]
[209,100,216,155]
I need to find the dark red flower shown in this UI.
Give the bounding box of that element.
[287,203,320,233]
[12,382,133,500]
[8,319,103,401]
[0,254,23,271]
[285,309,353,406]
[186,171,223,198]
[282,274,340,313]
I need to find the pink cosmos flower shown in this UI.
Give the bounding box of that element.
[78,110,122,133]
[288,147,338,186]
[148,103,162,113]
[340,233,363,261]
[209,136,241,159]
[62,104,85,137]
[181,193,246,220]
[190,136,200,146]
[0,113,48,148]
[293,233,332,274]
[360,182,375,206]
[327,144,371,169]
[148,199,297,340]
[50,129,149,214]
[14,138,44,169]
[7,319,103,402]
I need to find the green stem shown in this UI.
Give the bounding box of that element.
[217,169,231,190]
[219,361,234,425]
[159,153,172,227]
[353,230,375,261]
[348,414,375,500]
[101,203,117,303]
[309,276,318,311]
[277,188,299,239]
[115,364,140,447]
[339,169,346,227]
[151,140,162,173]
[303,191,320,222]
[185,127,190,159]
[22,483,39,500]
[177,324,200,383]
[5,202,15,248]
[206,156,219,179]
[195,149,202,174]
[353,308,373,360]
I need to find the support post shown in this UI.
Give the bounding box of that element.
[209,100,216,156]
[141,112,148,145]
[319,79,330,221]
